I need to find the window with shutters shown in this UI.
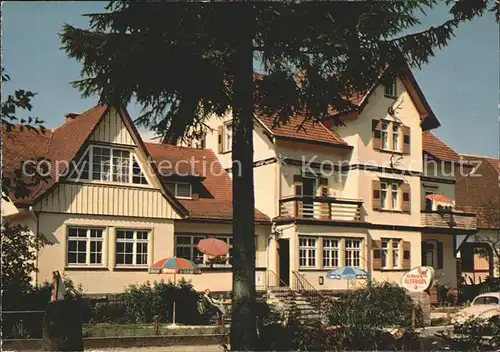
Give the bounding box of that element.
[380,238,402,269]
[422,240,443,269]
[422,241,435,267]
[224,123,232,152]
[374,238,405,270]
[299,237,317,268]
[372,119,409,154]
[376,179,406,211]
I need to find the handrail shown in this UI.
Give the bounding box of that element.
[291,270,325,311]
[265,269,293,291]
[280,195,363,205]
[421,209,476,217]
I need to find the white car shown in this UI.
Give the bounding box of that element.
[452,292,500,324]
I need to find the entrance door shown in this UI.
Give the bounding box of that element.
[278,239,290,286]
[302,177,316,218]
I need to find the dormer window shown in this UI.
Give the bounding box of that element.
[69,145,149,185]
[166,182,192,199]
[384,75,396,98]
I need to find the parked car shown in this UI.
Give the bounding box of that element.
[451,292,500,324]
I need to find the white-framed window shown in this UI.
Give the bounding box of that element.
[224,123,232,152]
[115,229,149,266]
[323,238,339,268]
[392,123,400,151]
[380,182,388,209]
[166,182,192,198]
[391,183,399,210]
[392,239,401,268]
[345,239,361,267]
[69,145,149,185]
[175,235,206,264]
[299,237,317,268]
[380,180,401,210]
[67,227,104,266]
[384,75,396,97]
[381,239,389,268]
[381,238,402,269]
[175,234,232,265]
[381,122,389,150]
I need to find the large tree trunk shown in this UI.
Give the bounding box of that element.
[230,9,257,351]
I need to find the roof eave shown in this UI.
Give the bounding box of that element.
[275,135,352,149]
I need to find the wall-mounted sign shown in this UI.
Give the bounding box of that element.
[401,266,435,292]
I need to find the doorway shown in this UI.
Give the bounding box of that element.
[278,239,290,286]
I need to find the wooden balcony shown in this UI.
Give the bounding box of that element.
[279,195,363,221]
[421,210,476,230]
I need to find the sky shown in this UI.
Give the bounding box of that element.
[2,1,499,158]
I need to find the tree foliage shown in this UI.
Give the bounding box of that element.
[1,222,51,310]
[61,1,497,142]
[1,68,49,201]
[60,1,498,349]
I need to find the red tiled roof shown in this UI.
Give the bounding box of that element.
[30,105,109,201]
[422,131,464,164]
[2,126,53,199]
[257,114,348,146]
[145,143,269,222]
[486,157,500,174]
[2,106,107,204]
[3,104,267,222]
[425,193,454,204]
[456,154,500,229]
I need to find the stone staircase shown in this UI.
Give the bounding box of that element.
[217,271,331,326]
[267,287,325,323]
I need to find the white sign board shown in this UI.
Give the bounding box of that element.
[401,266,435,292]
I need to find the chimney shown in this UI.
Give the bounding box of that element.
[65,113,79,122]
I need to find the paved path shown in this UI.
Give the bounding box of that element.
[88,345,224,352]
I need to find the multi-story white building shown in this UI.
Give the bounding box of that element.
[3,65,477,296]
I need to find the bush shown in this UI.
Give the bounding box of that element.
[86,278,203,325]
[436,315,500,351]
[251,294,423,352]
[327,282,424,350]
[329,282,424,329]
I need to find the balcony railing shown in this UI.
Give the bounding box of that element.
[421,210,476,230]
[279,195,363,221]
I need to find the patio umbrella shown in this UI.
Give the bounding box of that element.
[326,267,369,290]
[149,256,200,326]
[197,238,230,258]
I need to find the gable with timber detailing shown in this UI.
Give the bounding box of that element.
[33,106,181,220]
[89,107,135,145]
